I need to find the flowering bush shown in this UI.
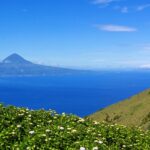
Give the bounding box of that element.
[0,104,150,149]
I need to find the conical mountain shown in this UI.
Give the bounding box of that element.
[2,53,32,65]
[0,53,84,76]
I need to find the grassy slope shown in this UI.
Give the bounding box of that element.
[89,89,150,130]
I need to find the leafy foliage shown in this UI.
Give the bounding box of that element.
[0,104,150,150]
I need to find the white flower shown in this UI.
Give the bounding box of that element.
[71,129,77,133]
[17,125,21,128]
[98,140,103,144]
[62,112,66,116]
[47,120,52,123]
[54,116,57,119]
[94,140,98,143]
[93,121,99,125]
[45,139,48,142]
[92,147,98,150]
[78,118,85,123]
[45,129,50,132]
[122,145,126,148]
[29,131,35,134]
[20,109,25,113]
[18,113,24,116]
[80,147,86,150]
[67,127,72,130]
[12,131,15,135]
[42,134,46,137]
[58,126,64,130]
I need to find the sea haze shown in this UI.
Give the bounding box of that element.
[0,70,150,117]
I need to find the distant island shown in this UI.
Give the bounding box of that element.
[0,53,89,76]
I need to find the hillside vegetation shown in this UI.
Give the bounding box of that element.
[89,89,150,130]
[0,104,150,149]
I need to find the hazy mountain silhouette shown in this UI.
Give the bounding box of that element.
[0,53,86,76]
[2,53,32,65]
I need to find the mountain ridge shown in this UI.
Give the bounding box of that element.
[88,89,150,130]
[0,53,88,76]
[2,53,32,65]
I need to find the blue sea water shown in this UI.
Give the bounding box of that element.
[0,70,150,117]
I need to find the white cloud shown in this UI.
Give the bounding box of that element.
[139,64,150,69]
[121,6,128,13]
[143,44,150,51]
[113,6,129,13]
[137,4,150,11]
[138,44,150,51]
[95,24,137,32]
[92,0,118,5]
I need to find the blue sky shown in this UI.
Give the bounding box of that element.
[0,0,150,69]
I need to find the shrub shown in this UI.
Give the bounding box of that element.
[0,104,150,149]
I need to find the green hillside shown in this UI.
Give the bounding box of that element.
[0,104,150,149]
[89,89,150,130]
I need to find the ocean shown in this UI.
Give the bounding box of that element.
[0,70,150,117]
